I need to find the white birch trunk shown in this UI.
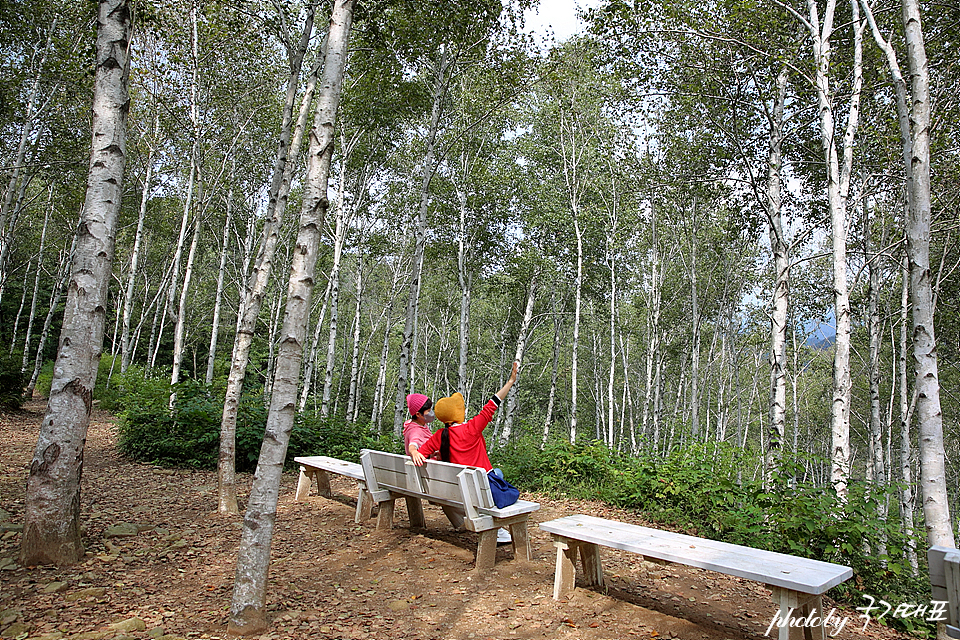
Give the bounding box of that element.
[543,298,562,446]
[899,252,919,572]
[394,47,450,436]
[806,0,864,499]
[861,0,953,544]
[205,182,236,385]
[120,115,155,374]
[21,192,52,372]
[501,277,537,444]
[766,67,789,482]
[217,6,317,514]
[228,1,353,632]
[170,216,200,388]
[456,181,472,392]
[345,261,364,421]
[297,277,332,413]
[20,0,131,566]
[866,200,887,560]
[9,260,31,355]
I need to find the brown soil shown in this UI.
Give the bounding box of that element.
[1,400,913,640]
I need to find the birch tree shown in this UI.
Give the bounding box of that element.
[229,0,354,632]
[859,0,955,547]
[20,0,131,566]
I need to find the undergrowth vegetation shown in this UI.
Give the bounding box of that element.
[98,368,937,637]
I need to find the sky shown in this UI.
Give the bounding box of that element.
[523,0,600,44]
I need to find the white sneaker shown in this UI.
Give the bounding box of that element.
[497,527,512,544]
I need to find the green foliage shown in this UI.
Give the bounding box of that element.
[115,368,401,472]
[0,351,25,410]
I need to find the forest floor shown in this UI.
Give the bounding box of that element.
[0,400,917,640]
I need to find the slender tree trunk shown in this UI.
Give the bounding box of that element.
[20,0,131,566]
[298,277,332,412]
[898,251,919,573]
[345,260,364,421]
[394,47,450,436]
[170,216,201,387]
[862,0,953,545]
[120,116,155,374]
[229,2,353,632]
[866,197,887,560]
[501,276,537,444]
[456,179,472,392]
[543,292,562,445]
[766,67,789,484]
[689,210,701,440]
[26,248,72,395]
[0,19,57,287]
[807,0,864,499]
[321,164,350,418]
[217,6,317,514]
[21,192,52,372]
[206,183,236,385]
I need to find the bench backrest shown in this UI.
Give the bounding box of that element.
[359,449,495,518]
[929,546,960,637]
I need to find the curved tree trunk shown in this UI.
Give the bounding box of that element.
[20,0,131,566]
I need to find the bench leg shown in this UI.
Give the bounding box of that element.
[476,529,498,572]
[552,537,579,600]
[295,466,313,501]
[315,469,332,497]
[579,542,604,588]
[354,484,373,523]
[509,521,532,561]
[376,498,395,530]
[405,496,426,529]
[769,587,825,640]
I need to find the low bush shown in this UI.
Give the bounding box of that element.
[0,351,25,410]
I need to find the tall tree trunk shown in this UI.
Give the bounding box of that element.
[501,276,537,444]
[20,0,131,566]
[21,191,53,372]
[170,216,201,387]
[898,251,919,573]
[456,179,472,392]
[861,0,953,545]
[321,160,351,417]
[807,0,864,500]
[345,260,364,421]
[10,260,31,355]
[217,6,317,514]
[26,247,72,396]
[689,209,701,440]
[229,1,353,633]
[120,115,156,374]
[0,18,57,288]
[866,196,887,560]
[394,47,450,437]
[766,67,789,483]
[205,183,236,385]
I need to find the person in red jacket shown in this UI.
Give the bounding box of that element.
[410,361,518,470]
[411,362,518,543]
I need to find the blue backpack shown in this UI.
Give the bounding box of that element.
[487,471,520,508]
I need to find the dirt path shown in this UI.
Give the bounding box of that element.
[1,400,911,640]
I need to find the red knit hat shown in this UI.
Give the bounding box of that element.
[406,393,430,417]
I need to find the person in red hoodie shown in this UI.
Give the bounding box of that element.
[410,361,518,470]
[411,362,518,542]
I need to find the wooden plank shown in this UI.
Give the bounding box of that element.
[477,499,540,519]
[930,545,953,602]
[293,455,364,481]
[552,537,578,600]
[539,515,851,594]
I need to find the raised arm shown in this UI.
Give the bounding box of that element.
[494,361,519,402]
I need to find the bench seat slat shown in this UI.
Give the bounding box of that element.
[539,514,851,594]
[293,456,365,481]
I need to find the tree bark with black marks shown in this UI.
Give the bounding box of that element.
[20,0,132,566]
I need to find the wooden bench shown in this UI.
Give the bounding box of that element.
[539,514,852,640]
[359,448,540,571]
[929,545,960,639]
[293,455,373,523]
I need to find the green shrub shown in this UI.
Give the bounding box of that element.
[0,351,25,410]
[34,360,54,398]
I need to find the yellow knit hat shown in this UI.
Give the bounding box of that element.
[434,392,465,425]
